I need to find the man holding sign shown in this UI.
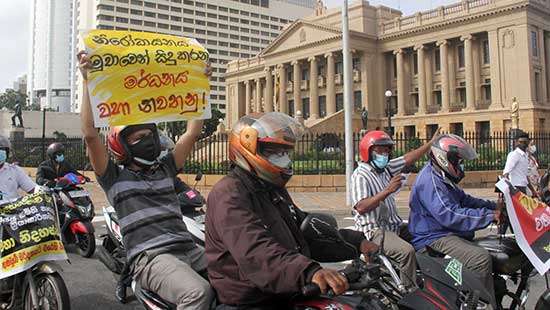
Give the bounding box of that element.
[78,29,214,310]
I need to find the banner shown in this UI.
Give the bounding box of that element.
[496,179,550,275]
[83,30,211,127]
[0,193,67,279]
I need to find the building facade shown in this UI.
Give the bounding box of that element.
[225,0,550,137]
[74,0,315,113]
[27,0,77,112]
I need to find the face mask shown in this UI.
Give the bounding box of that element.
[0,150,6,165]
[129,133,160,166]
[529,145,537,154]
[55,154,64,163]
[518,143,528,152]
[266,152,292,168]
[372,152,389,170]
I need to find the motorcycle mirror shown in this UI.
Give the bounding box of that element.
[195,170,203,182]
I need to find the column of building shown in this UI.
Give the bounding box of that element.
[264,67,274,112]
[437,40,450,112]
[325,53,336,115]
[309,56,319,119]
[415,44,427,114]
[292,60,301,115]
[393,49,405,116]
[462,35,476,110]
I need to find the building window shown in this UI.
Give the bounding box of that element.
[458,88,466,105]
[392,56,397,78]
[450,123,464,136]
[144,1,155,8]
[434,48,441,72]
[476,121,491,144]
[483,85,492,102]
[352,58,360,71]
[116,17,128,23]
[426,125,439,139]
[302,98,310,119]
[413,52,418,75]
[435,91,442,106]
[335,61,343,75]
[319,96,326,118]
[144,11,155,17]
[288,100,294,117]
[336,93,344,111]
[404,126,416,138]
[482,40,490,64]
[354,91,362,111]
[457,44,465,68]
[130,9,142,15]
[301,68,309,81]
[532,31,539,57]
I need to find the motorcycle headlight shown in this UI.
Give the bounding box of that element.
[77,204,92,218]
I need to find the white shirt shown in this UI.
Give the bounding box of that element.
[503,148,529,187]
[0,163,37,204]
[351,156,406,240]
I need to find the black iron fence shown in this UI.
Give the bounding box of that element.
[9,131,550,175]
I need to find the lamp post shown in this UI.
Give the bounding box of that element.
[385,90,393,136]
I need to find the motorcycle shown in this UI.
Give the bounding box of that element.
[50,173,96,258]
[0,191,71,310]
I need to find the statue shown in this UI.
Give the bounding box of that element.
[361,107,369,130]
[295,110,304,125]
[510,97,519,129]
[11,99,23,127]
[314,0,327,16]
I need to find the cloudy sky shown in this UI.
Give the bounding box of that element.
[0,0,457,91]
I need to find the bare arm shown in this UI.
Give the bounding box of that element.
[403,129,440,166]
[354,189,392,215]
[78,52,109,176]
[173,119,203,169]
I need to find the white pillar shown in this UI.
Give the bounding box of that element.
[437,40,450,112]
[393,49,405,116]
[462,34,476,110]
[415,44,427,114]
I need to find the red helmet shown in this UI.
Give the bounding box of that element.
[430,134,477,183]
[359,130,395,162]
[107,123,159,164]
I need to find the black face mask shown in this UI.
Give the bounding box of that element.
[128,133,160,167]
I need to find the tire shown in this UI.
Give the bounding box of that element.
[24,273,71,310]
[76,232,96,258]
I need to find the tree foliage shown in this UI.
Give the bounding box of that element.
[158,108,226,141]
[0,89,26,111]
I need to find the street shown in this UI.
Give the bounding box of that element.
[56,207,548,310]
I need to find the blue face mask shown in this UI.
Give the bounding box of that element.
[0,150,6,165]
[372,152,389,170]
[55,154,65,163]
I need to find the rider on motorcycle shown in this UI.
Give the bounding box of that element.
[408,134,502,300]
[78,51,214,310]
[351,130,438,289]
[206,112,379,309]
[0,135,37,204]
[36,142,90,187]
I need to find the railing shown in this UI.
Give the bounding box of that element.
[9,131,550,175]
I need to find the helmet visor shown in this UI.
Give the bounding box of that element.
[232,112,305,146]
[434,134,477,160]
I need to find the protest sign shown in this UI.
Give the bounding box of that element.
[496,179,550,275]
[0,193,67,279]
[83,30,211,127]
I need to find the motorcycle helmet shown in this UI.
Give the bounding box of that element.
[46,143,65,160]
[359,130,395,171]
[229,112,305,187]
[107,123,160,165]
[535,289,550,310]
[430,134,477,184]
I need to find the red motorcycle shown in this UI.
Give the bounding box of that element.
[50,173,96,258]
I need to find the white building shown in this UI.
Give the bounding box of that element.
[74,0,315,113]
[27,0,77,112]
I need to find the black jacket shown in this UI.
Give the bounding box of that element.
[36,159,82,186]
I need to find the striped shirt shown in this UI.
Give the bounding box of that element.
[351,157,406,240]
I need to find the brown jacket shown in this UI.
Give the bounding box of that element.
[206,167,323,306]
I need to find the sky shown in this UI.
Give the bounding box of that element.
[0,0,458,91]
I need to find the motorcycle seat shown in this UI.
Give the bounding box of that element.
[134,281,177,310]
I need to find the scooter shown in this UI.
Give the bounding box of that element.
[51,173,96,258]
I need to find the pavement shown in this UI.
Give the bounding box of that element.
[65,183,546,310]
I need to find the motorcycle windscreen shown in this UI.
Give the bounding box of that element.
[416,253,496,307]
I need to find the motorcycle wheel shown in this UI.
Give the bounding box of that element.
[76,232,96,258]
[23,273,71,310]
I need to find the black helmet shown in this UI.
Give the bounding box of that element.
[430,134,477,184]
[46,143,65,160]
